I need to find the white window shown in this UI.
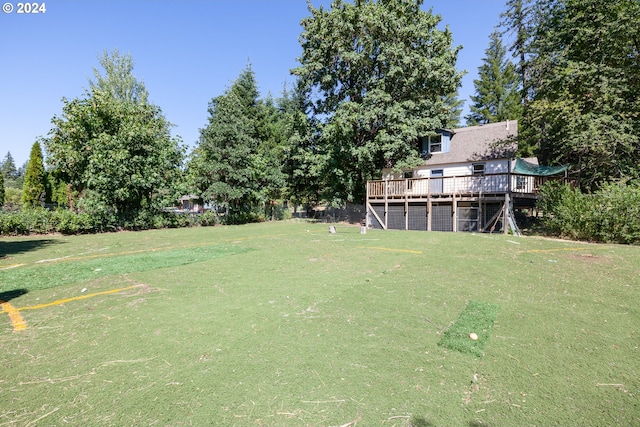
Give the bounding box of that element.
[429,135,442,153]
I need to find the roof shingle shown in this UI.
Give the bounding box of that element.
[424,120,518,166]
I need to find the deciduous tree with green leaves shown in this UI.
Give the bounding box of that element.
[293,0,463,204]
[44,50,184,219]
[21,142,46,208]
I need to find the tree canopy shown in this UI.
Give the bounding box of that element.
[466,30,522,127]
[190,66,287,222]
[293,0,463,204]
[505,0,640,188]
[0,167,4,207]
[1,152,18,181]
[44,50,184,217]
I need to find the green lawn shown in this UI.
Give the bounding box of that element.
[1,222,638,426]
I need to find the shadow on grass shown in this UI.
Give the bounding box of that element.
[0,239,61,258]
[0,288,28,302]
[409,416,435,427]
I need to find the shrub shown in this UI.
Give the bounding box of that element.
[538,179,640,244]
[198,211,218,227]
[51,209,95,234]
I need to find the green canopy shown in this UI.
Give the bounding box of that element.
[513,158,569,176]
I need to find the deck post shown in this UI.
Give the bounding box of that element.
[503,193,510,235]
[427,177,432,231]
[384,180,389,230]
[452,178,457,232]
[405,179,409,231]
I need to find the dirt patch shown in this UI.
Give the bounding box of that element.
[566,253,611,264]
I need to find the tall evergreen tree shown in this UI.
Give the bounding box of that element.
[466,30,522,126]
[280,79,324,210]
[1,152,18,180]
[443,90,464,128]
[22,142,46,208]
[500,0,536,105]
[192,67,263,222]
[0,168,4,207]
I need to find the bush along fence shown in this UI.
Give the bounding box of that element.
[0,208,219,236]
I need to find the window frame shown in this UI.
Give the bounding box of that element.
[472,163,485,176]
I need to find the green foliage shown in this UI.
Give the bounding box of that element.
[279,80,325,209]
[1,152,19,181]
[90,49,149,103]
[539,180,640,244]
[293,0,463,204]
[442,90,464,128]
[46,172,70,207]
[4,187,22,206]
[191,66,284,223]
[21,142,46,208]
[0,207,217,236]
[0,208,53,235]
[466,30,522,126]
[43,50,184,219]
[518,0,640,187]
[0,170,4,207]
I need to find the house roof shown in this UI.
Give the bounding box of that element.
[424,120,518,166]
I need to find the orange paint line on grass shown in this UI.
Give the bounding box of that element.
[359,246,423,255]
[1,285,142,332]
[20,285,143,311]
[0,301,27,331]
[0,263,26,270]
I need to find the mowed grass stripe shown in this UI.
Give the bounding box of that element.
[0,244,249,293]
[439,300,499,357]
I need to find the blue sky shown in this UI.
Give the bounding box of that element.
[1,0,508,167]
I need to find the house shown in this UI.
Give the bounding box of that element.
[179,195,203,213]
[365,120,569,233]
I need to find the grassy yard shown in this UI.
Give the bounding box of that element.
[1,222,638,426]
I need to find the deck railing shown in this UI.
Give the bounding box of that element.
[367,173,568,199]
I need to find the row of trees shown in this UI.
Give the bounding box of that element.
[471,0,640,188]
[3,0,639,235]
[4,0,463,228]
[0,152,26,206]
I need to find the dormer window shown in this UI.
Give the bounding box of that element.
[429,135,442,153]
[420,131,451,157]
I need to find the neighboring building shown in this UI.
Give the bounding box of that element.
[179,195,203,213]
[366,120,569,233]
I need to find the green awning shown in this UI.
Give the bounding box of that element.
[513,158,569,176]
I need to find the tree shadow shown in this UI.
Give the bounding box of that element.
[0,239,61,259]
[409,416,435,427]
[0,289,28,302]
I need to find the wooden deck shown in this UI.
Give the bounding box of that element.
[365,173,573,232]
[366,173,556,201]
